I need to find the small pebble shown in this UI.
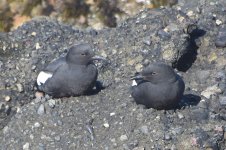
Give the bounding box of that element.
[30,134,34,140]
[35,91,44,99]
[110,138,116,143]
[3,126,9,134]
[143,25,147,30]
[36,43,41,50]
[198,99,208,109]
[178,112,184,119]
[103,123,110,128]
[143,37,152,46]
[164,133,171,141]
[37,104,45,115]
[16,83,24,92]
[187,10,194,17]
[110,112,115,116]
[16,107,21,113]
[34,122,41,128]
[4,105,10,113]
[101,51,107,58]
[216,19,222,25]
[214,125,223,132]
[31,32,37,36]
[31,65,36,70]
[120,134,128,141]
[23,143,30,150]
[4,96,11,102]
[48,99,56,108]
[3,46,6,51]
[155,115,160,120]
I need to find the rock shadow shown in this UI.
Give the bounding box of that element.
[175,27,206,72]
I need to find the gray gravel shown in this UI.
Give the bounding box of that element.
[0,0,226,149]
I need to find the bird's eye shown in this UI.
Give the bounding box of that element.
[81,52,89,56]
[151,72,157,75]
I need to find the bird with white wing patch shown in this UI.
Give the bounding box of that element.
[37,43,107,98]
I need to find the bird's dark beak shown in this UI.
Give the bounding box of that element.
[130,74,144,80]
[91,55,110,65]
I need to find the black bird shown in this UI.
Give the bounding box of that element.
[37,43,106,98]
[131,63,185,110]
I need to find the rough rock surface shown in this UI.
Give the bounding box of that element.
[0,0,226,149]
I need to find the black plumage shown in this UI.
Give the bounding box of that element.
[131,63,185,110]
[37,43,105,98]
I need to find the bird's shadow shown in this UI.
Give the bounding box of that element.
[85,81,106,96]
[178,94,201,109]
[34,80,105,98]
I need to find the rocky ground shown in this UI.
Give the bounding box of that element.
[0,0,226,149]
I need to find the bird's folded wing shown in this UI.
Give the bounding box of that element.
[43,56,66,73]
[37,57,66,86]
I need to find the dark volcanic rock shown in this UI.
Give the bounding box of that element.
[0,1,226,149]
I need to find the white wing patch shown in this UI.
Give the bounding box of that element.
[132,80,137,86]
[37,71,53,86]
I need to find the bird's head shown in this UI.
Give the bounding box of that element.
[66,44,106,65]
[131,63,177,84]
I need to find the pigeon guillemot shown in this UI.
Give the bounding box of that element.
[131,63,185,110]
[37,43,106,98]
